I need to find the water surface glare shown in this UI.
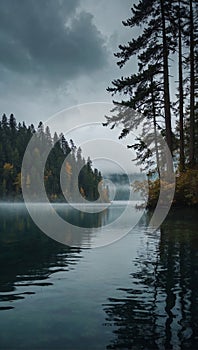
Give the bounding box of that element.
[0,203,197,349]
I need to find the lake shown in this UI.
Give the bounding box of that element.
[0,203,197,349]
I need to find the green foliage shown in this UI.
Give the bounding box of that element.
[174,169,198,206]
[0,114,106,202]
[133,169,198,208]
[105,0,197,207]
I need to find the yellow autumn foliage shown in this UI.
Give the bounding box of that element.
[133,169,198,208]
[3,163,13,171]
[65,161,72,176]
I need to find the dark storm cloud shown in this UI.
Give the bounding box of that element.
[0,0,107,83]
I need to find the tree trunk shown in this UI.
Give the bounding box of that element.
[178,0,185,172]
[189,0,195,167]
[160,0,173,174]
[160,0,172,153]
[151,78,160,177]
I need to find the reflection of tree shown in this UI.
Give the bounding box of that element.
[103,209,198,349]
[0,206,82,309]
[159,209,198,349]
[57,205,110,228]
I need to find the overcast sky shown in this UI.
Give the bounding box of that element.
[0,0,142,173]
[0,0,140,123]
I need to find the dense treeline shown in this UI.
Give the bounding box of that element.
[0,114,108,202]
[105,0,198,207]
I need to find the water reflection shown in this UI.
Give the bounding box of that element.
[56,203,111,228]
[0,204,82,310]
[24,201,143,248]
[104,209,198,349]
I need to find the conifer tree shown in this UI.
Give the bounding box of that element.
[0,114,105,202]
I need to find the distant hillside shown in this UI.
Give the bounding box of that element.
[0,113,108,202]
[104,173,146,201]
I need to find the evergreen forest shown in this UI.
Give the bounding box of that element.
[0,113,108,202]
[105,0,198,207]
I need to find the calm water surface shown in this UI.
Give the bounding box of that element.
[0,203,197,349]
